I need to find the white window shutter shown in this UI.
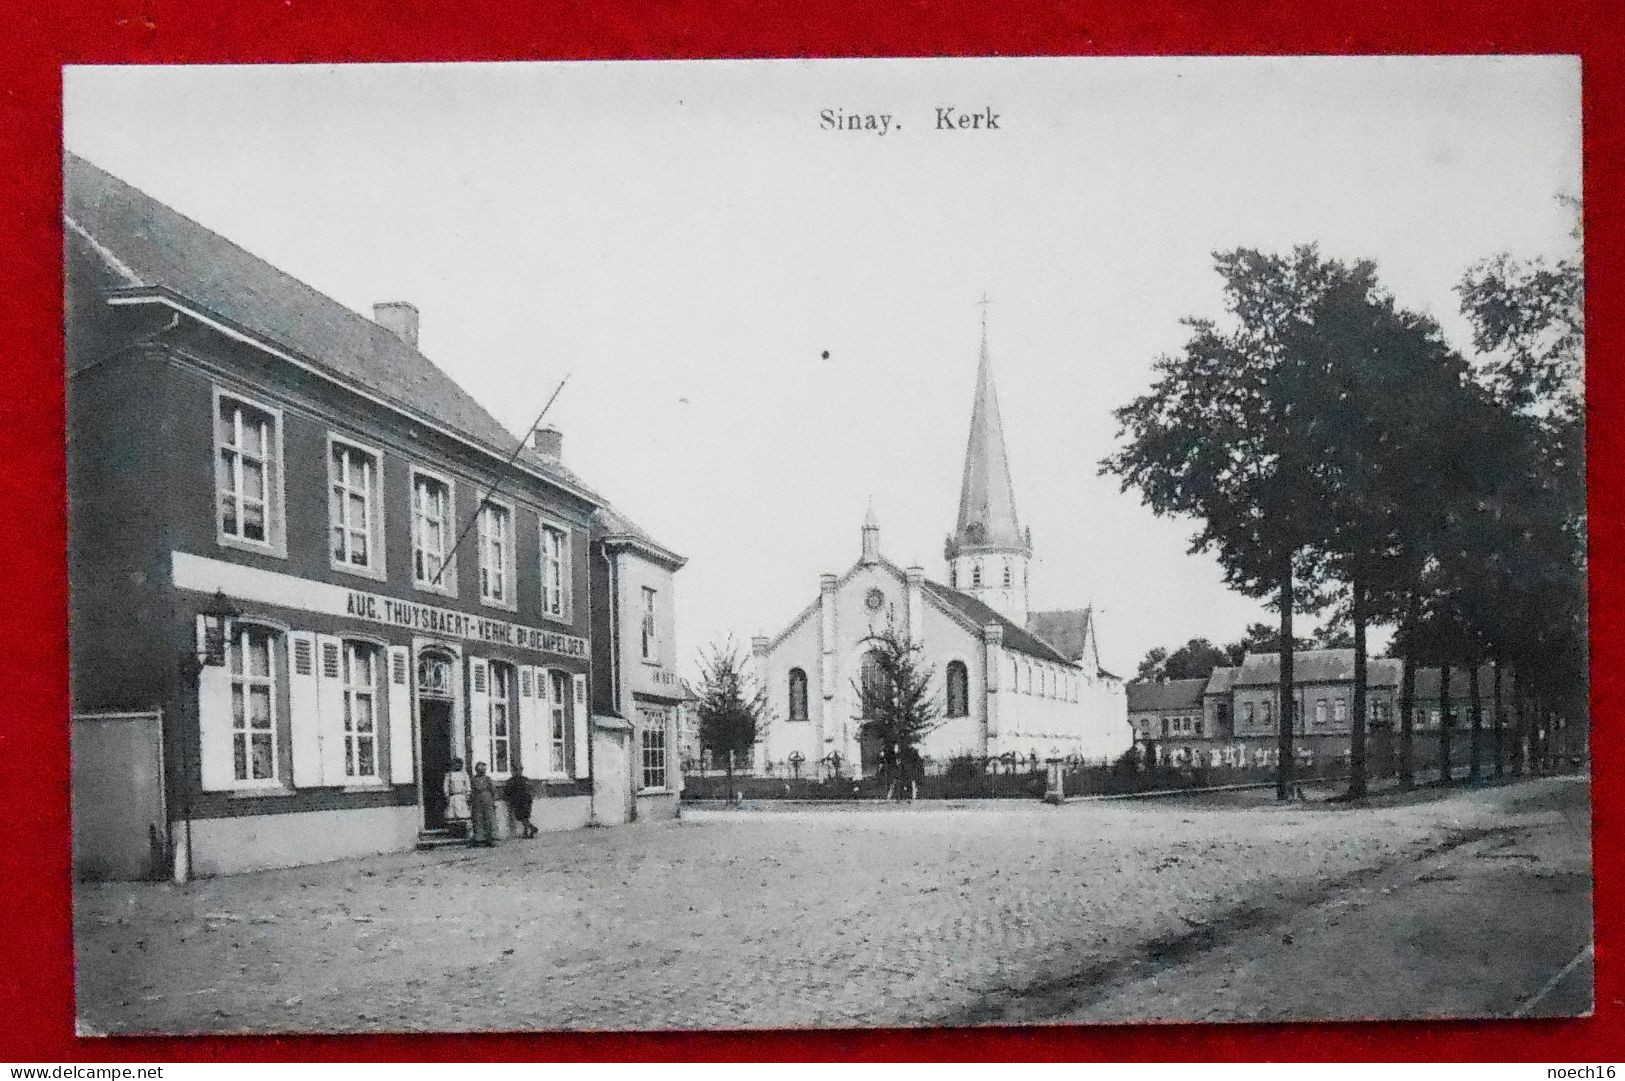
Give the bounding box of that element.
[315,634,347,785]
[517,664,542,776]
[467,656,492,773]
[287,632,323,787]
[572,672,590,779]
[196,616,236,791]
[387,645,415,784]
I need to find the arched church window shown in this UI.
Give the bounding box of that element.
[971,562,983,588]
[946,661,969,718]
[1002,562,1012,588]
[788,668,808,721]
[858,650,885,719]
[948,563,958,589]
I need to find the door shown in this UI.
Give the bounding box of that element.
[419,698,452,829]
[72,711,166,881]
[593,725,631,826]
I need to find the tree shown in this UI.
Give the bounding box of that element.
[1106,247,1373,800]
[852,616,941,799]
[1137,637,1230,682]
[694,639,771,803]
[1221,622,1311,666]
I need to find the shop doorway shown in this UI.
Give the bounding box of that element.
[419,700,453,828]
[416,649,457,831]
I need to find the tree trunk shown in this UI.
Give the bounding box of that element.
[1438,664,1453,786]
[1468,660,1483,784]
[725,759,735,804]
[1276,554,1296,801]
[1512,679,1527,777]
[1492,658,1505,779]
[1398,592,1419,789]
[1347,576,1368,799]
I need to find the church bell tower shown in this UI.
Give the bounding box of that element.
[944,303,1031,624]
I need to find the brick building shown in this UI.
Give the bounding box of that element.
[1126,649,1520,770]
[66,154,682,878]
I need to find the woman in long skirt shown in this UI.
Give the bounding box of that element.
[469,761,498,847]
[442,757,472,837]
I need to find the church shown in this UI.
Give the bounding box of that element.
[750,317,1130,776]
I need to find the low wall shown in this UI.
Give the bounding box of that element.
[181,804,419,877]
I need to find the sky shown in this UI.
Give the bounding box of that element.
[63,56,1582,679]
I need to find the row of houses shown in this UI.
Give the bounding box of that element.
[1125,649,1556,768]
[67,155,689,880]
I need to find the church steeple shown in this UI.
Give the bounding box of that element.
[945,300,1031,624]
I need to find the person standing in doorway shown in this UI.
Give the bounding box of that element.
[503,767,538,839]
[469,761,498,847]
[443,757,471,837]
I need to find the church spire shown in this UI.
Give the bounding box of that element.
[952,303,1026,555]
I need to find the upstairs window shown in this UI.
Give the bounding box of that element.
[541,523,571,620]
[946,660,969,718]
[329,440,381,574]
[788,668,809,721]
[412,470,455,592]
[216,393,282,552]
[640,587,658,661]
[478,501,514,605]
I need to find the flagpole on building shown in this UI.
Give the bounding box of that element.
[431,373,571,588]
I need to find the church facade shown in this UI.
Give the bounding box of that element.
[751,321,1130,776]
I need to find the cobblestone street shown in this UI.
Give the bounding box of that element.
[75,777,1590,1033]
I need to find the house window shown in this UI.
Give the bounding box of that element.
[487,662,512,776]
[549,670,569,774]
[1334,699,1348,725]
[641,721,668,791]
[1161,717,1170,737]
[640,587,658,661]
[1263,700,1274,725]
[1315,699,1328,726]
[541,523,571,619]
[329,440,380,572]
[412,471,454,591]
[1195,719,1205,736]
[788,668,809,721]
[1245,702,1256,727]
[228,624,280,783]
[216,393,281,549]
[946,660,969,717]
[341,641,379,779]
[477,501,513,605]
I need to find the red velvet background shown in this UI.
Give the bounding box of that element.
[2,0,1619,1062]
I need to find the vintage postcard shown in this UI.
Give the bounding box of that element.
[64,56,1588,1033]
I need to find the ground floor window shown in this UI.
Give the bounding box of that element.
[640,715,668,791]
[229,624,280,783]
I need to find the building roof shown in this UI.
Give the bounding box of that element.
[64,152,596,502]
[1027,608,1093,662]
[591,501,686,570]
[919,578,1074,666]
[951,319,1025,553]
[1234,649,1405,688]
[1204,665,1239,695]
[1126,678,1208,713]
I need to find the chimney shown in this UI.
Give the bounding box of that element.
[373,301,420,348]
[531,424,563,459]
